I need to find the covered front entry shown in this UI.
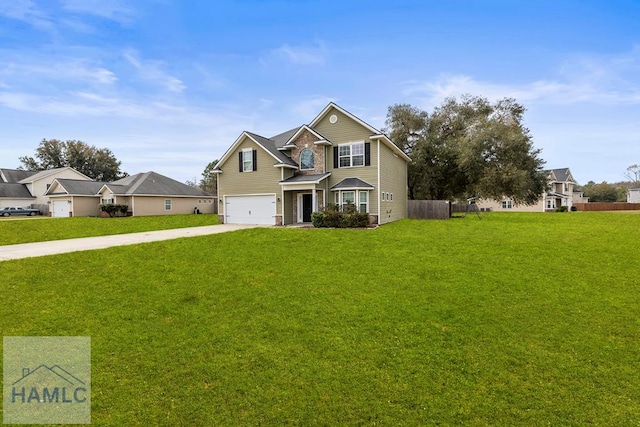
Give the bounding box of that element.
[280,173,331,225]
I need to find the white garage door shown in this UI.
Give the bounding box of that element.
[52,201,71,218]
[225,195,275,225]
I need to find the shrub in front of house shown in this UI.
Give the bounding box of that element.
[312,203,369,228]
[555,206,568,212]
[99,204,129,217]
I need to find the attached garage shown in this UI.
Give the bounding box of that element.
[52,200,71,218]
[225,195,275,225]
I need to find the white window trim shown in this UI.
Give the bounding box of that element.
[336,189,369,213]
[338,142,365,168]
[242,148,253,172]
[165,199,172,211]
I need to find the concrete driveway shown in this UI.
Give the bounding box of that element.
[0,224,260,262]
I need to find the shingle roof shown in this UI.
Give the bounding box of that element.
[245,132,298,167]
[270,127,301,149]
[17,167,70,183]
[547,168,573,182]
[330,177,375,190]
[0,183,35,198]
[0,169,36,183]
[53,179,107,195]
[108,171,214,196]
[280,173,331,184]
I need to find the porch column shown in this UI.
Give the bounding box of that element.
[312,188,317,212]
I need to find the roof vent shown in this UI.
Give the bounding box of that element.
[329,114,338,124]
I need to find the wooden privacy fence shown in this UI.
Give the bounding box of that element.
[407,200,451,220]
[573,203,640,211]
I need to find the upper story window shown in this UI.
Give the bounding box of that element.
[338,142,364,168]
[239,148,257,172]
[300,149,314,170]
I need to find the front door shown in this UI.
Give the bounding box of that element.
[302,194,313,222]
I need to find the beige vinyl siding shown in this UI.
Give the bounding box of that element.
[218,136,283,217]
[130,196,215,216]
[72,196,100,216]
[327,142,379,216]
[313,109,373,143]
[477,198,545,212]
[283,191,294,224]
[378,142,408,224]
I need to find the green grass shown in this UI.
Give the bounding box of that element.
[1,213,639,425]
[0,214,218,245]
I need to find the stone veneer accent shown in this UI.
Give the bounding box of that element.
[289,129,325,175]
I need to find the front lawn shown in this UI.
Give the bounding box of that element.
[0,214,218,245]
[1,213,639,425]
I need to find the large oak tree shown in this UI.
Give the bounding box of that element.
[385,95,548,204]
[19,139,127,181]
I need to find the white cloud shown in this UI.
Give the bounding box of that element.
[61,0,135,24]
[123,50,186,93]
[404,47,640,109]
[269,42,327,66]
[0,60,117,85]
[0,0,53,30]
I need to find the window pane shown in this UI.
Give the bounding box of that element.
[243,150,253,172]
[339,157,351,167]
[359,203,367,213]
[339,145,350,156]
[300,149,314,169]
[352,143,364,155]
[343,191,355,204]
[359,192,367,203]
[352,155,364,166]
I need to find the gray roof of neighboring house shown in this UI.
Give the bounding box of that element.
[108,171,214,196]
[330,177,375,190]
[547,168,573,182]
[0,168,36,183]
[0,183,35,199]
[280,173,331,183]
[18,167,71,183]
[53,179,108,195]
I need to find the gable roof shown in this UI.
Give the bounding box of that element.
[0,168,36,183]
[215,131,299,171]
[104,171,214,197]
[310,102,410,161]
[18,167,91,183]
[0,183,35,199]
[547,168,574,183]
[46,179,108,196]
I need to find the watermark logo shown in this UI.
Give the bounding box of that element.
[3,337,90,424]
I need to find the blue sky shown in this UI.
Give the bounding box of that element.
[1,0,639,185]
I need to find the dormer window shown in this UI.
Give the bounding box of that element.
[300,149,314,170]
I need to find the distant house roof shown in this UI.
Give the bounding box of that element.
[47,179,108,196]
[18,167,91,183]
[0,168,36,183]
[547,168,574,183]
[105,171,214,197]
[330,177,375,190]
[0,183,35,199]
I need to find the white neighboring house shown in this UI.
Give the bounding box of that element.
[478,168,578,212]
[0,167,91,212]
[628,187,640,203]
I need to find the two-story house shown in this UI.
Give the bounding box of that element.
[478,168,577,212]
[213,102,410,225]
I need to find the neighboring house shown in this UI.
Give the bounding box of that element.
[478,168,578,212]
[628,188,640,203]
[45,171,216,217]
[0,167,91,211]
[213,102,410,225]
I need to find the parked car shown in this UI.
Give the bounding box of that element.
[0,206,41,216]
